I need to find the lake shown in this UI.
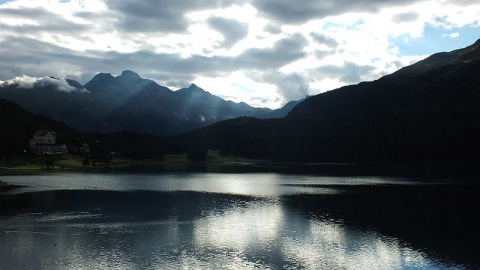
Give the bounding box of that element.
[0,171,479,269]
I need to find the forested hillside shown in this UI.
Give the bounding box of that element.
[168,38,480,163]
[0,99,76,159]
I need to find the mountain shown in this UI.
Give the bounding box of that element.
[170,38,480,163]
[0,97,168,160]
[0,71,285,136]
[256,97,307,119]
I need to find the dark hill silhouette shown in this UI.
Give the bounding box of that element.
[0,98,76,158]
[170,38,480,163]
[0,98,165,160]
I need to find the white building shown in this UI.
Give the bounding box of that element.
[29,130,67,154]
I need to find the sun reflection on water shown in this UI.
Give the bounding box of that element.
[0,173,475,269]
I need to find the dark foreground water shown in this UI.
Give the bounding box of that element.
[0,172,479,269]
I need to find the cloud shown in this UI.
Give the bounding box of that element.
[0,69,16,81]
[0,75,89,92]
[104,0,246,33]
[0,75,37,89]
[442,32,459,38]
[268,72,310,102]
[314,50,334,59]
[251,0,422,24]
[207,16,249,48]
[0,6,89,35]
[312,62,375,84]
[236,33,308,69]
[0,32,308,88]
[309,32,339,48]
[263,23,282,34]
[0,36,114,83]
[392,11,419,23]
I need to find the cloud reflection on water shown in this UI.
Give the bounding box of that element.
[0,173,475,269]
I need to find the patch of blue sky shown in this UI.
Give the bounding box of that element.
[232,83,256,93]
[392,24,480,56]
[0,0,69,3]
[323,19,366,31]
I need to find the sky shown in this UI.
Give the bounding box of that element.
[0,0,479,109]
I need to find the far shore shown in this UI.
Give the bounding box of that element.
[1,152,479,181]
[0,151,266,173]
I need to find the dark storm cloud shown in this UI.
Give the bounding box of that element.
[207,16,249,48]
[251,0,423,24]
[105,0,247,33]
[314,62,375,84]
[310,32,339,48]
[392,11,419,23]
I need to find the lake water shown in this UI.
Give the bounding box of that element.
[0,171,478,269]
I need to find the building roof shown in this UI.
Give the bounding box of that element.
[34,130,56,136]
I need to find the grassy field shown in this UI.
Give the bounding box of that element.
[0,151,263,171]
[0,154,96,171]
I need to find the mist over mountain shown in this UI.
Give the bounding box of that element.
[171,38,480,163]
[0,70,298,136]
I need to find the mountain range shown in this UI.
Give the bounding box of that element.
[0,71,302,136]
[1,38,480,164]
[170,38,480,163]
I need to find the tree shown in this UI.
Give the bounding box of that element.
[45,159,55,169]
[187,146,208,162]
[82,158,90,166]
[103,152,112,166]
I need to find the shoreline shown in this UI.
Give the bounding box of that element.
[0,180,23,190]
[2,161,479,182]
